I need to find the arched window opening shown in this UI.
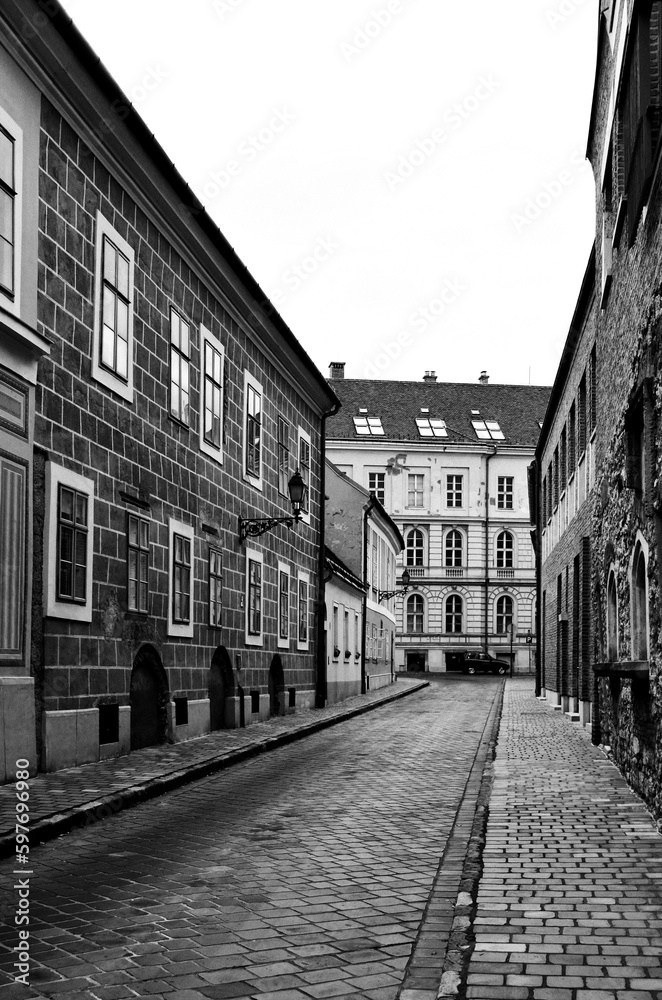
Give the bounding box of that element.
[607,570,618,662]
[406,529,425,567]
[496,531,514,568]
[445,529,463,567]
[406,594,424,633]
[632,543,648,660]
[496,594,514,635]
[445,594,463,633]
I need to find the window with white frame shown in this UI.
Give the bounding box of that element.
[244,548,263,645]
[278,417,290,497]
[445,529,463,568]
[92,212,134,402]
[209,547,223,628]
[354,611,360,657]
[243,372,263,487]
[495,594,514,635]
[368,472,385,504]
[496,531,514,568]
[127,514,149,614]
[0,112,21,306]
[406,594,424,633]
[298,427,311,517]
[407,474,424,508]
[200,326,224,462]
[446,474,463,508]
[297,571,310,650]
[332,604,339,657]
[445,594,463,634]
[278,561,290,649]
[406,529,425,567]
[497,476,514,510]
[45,463,94,622]
[168,519,194,638]
[170,308,191,424]
[344,610,350,657]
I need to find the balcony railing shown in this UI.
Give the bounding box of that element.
[496,568,515,579]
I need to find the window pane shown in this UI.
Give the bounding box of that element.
[103,239,116,286]
[75,493,87,525]
[116,335,128,380]
[102,284,116,331]
[140,521,149,549]
[0,130,13,188]
[171,311,180,348]
[0,189,12,242]
[128,516,138,546]
[0,236,12,293]
[60,487,74,521]
[117,253,129,298]
[213,350,222,383]
[180,320,190,356]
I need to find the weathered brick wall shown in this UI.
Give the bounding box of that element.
[35,98,321,734]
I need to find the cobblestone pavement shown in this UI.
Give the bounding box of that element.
[0,680,428,859]
[0,677,503,1000]
[462,678,662,1000]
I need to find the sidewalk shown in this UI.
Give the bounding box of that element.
[0,678,427,860]
[446,677,662,1000]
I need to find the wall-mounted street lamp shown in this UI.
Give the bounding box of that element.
[378,568,411,603]
[239,470,307,542]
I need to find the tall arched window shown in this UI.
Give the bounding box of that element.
[445,529,463,567]
[445,594,463,633]
[496,594,514,634]
[496,531,514,568]
[607,568,618,662]
[631,541,648,660]
[406,529,425,567]
[406,594,424,633]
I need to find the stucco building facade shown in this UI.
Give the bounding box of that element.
[326,368,550,674]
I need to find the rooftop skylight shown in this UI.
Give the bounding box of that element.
[353,415,385,435]
[416,417,448,438]
[472,418,505,441]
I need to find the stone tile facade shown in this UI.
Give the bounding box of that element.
[0,1,337,775]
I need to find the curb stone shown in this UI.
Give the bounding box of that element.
[0,679,429,859]
[435,682,504,999]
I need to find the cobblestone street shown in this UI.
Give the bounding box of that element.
[0,678,502,1000]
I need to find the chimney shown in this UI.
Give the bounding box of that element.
[422,371,438,382]
[329,362,345,380]
[479,371,489,385]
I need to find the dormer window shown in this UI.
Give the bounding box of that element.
[353,415,384,435]
[416,417,447,438]
[472,418,504,441]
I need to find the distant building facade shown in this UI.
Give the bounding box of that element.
[325,460,404,697]
[535,0,662,819]
[326,368,550,674]
[534,251,598,728]
[0,1,338,779]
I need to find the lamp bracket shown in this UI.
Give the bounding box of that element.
[239,514,298,543]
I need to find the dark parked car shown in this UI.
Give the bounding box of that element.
[460,652,510,675]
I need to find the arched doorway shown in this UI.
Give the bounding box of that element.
[209,646,234,731]
[268,655,285,717]
[130,645,169,750]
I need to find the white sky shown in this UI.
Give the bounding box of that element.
[60,0,598,387]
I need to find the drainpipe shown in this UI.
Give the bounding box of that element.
[484,447,498,652]
[315,400,341,709]
[528,457,543,698]
[361,496,377,694]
